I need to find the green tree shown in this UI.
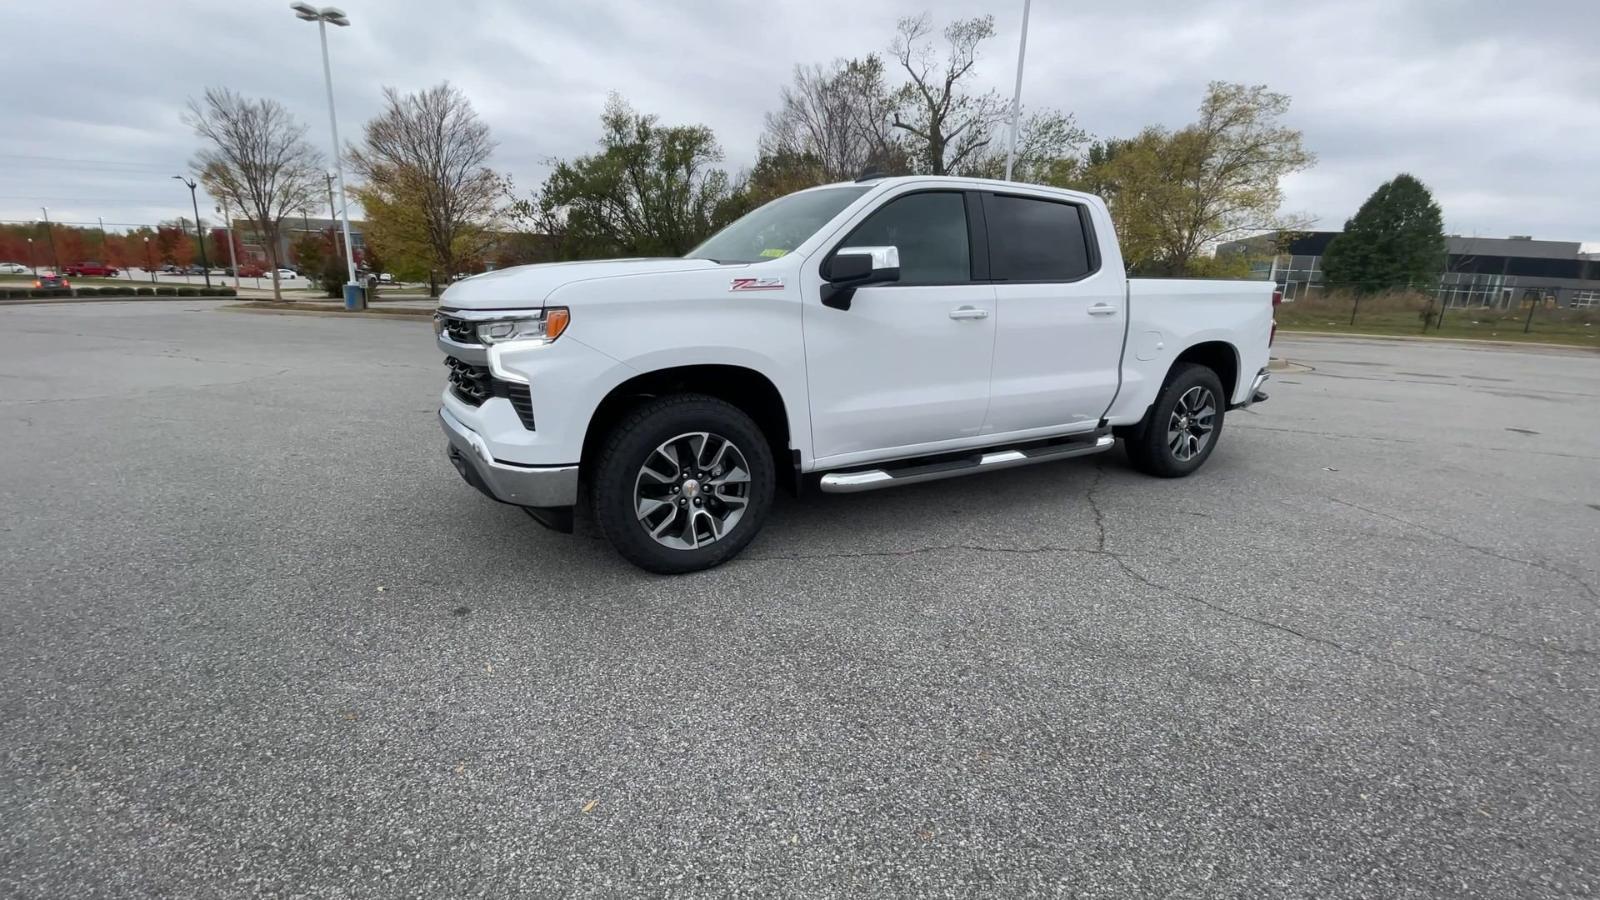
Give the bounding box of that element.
[1065,83,1314,275]
[532,95,736,259]
[1321,173,1447,293]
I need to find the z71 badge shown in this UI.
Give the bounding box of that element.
[729,277,784,292]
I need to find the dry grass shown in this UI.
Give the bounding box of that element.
[1276,290,1599,348]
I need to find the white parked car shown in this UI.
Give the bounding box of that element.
[275,268,298,279]
[434,175,1274,572]
[0,262,28,274]
[378,272,395,284]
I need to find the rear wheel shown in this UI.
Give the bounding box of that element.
[1124,363,1226,478]
[593,394,775,573]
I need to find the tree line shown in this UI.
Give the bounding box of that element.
[177,11,1326,299]
[0,220,240,275]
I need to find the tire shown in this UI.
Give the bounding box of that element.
[1124,363,1226,478]
[592,393,775,574]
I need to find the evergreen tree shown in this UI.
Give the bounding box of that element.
[1322,174,1447,293]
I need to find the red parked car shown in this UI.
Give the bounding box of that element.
[64,261,120,277]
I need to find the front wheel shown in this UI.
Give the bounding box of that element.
[592,394,775,574]
[1124,363,1226,478]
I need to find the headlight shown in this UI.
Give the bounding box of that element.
[477,308,571,345]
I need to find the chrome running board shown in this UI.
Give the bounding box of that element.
[818,434,1116,494]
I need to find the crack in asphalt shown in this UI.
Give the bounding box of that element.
[1329,497,1600,608]
[1411,613,1598,660]
[745,487,1578,728]
[1085,466,1109,553]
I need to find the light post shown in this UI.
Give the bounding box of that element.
[291,3,361,309]
[143,236,154,282]
[1003,0,1032,182]
[26,237,35,275]
[40,207,60,273]
[172,176,213,289]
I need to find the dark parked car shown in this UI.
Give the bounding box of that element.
[182,265,207,276]
[34,274,71,289]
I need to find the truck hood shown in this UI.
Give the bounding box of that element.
[439,258,723,310]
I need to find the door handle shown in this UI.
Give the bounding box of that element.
[949,306,990,320]
[1087,304,1118,316]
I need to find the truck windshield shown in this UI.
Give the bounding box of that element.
[687,186,871,264]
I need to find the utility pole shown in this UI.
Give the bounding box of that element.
[40,207,59,272]
[217,200,240,288]
[324,171,343,263]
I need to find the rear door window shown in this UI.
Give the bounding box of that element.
[982,194,1093,282]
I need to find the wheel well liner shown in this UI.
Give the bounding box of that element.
[1171,341,1239,400]
[581,364,792,482]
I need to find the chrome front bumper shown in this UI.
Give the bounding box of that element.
[439,407,578,508]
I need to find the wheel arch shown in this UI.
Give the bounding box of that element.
[580,364,794,487]
[1170,340,1240,401]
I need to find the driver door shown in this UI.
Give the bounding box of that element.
[802,190,997,465]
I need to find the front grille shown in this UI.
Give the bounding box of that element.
[444,356,536,430]
[440,315,479,345]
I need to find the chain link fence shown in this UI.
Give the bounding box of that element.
[1271,283,1599,346]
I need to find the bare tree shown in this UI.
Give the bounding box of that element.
[890,13,1008,175]
[185,88,322,301]
[761,55,905,182]
[349,82,503,293]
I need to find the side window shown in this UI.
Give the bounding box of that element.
[839,192,971,284]
[984,194,1093,281]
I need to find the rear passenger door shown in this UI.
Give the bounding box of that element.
[980,191,1125,436]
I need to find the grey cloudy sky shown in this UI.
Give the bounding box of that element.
[5,0,1596,243]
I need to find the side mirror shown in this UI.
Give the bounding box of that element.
[821,246,900,310]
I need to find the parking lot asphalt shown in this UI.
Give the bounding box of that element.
[2,302,1597,898]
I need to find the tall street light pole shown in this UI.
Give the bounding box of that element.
[1003,0,1032,183]
[26,237,36,275]
[292,3,359,306]
[172,176,213,289]
[144,236,155,283]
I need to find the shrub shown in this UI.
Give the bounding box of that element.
[155,287,177,296]
[176,288,198,297]
[2,288,26,299]
[75,287,100,297]
[136,287,155,296]
[217,287,237,297]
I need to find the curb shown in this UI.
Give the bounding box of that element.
[0,295,240,307]
[1276,329,1598,353]
[218,303,430,322]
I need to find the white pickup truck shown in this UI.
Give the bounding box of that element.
[435,176,1274,572]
